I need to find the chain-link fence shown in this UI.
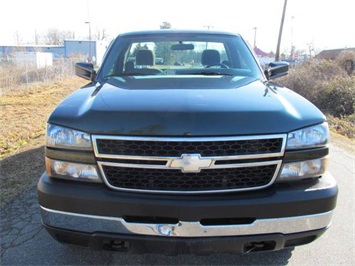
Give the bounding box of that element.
[0,57,78,96]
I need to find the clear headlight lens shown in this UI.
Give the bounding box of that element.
[46,158,101,182]
[286,123,329,149]
[46,124,92,150]
[277,157,328,182]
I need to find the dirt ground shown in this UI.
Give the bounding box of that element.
[0,77,85,207]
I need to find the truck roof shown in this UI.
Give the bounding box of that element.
[118,29,241,38]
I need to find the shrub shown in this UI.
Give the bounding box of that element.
[321,77,355,117]
[279,60,346,106]
[278,59,354,118]
[335,50,355,75]
[278,57,355,139]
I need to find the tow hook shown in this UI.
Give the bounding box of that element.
[244,241,276,253]
[103,240,129,251]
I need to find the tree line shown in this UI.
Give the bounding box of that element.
[14,28,109,46]
[15,22,172,46]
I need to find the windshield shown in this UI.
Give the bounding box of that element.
[98,32,263,81]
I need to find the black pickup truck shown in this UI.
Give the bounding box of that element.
[37,30,338,255]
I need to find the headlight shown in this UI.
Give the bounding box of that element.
[46,124,92,150]
[277,157,328,182]
[286,123,329,149]
[46,158,101,182]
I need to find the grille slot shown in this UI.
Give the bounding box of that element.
[96,138,283,157]
[102,164,278,192]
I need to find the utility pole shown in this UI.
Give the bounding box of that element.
[34,29,38,45]
[253,27,257,48]
[290,16,294,59]
[85,21,92,62]
[85,0,92,63]
[275,0,288,61]
[203,26,213,49]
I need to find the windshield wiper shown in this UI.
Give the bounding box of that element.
[104,74,119,79]
[105,73,162,79]
[184,71,233,76]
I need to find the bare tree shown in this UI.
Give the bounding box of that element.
[42,29,75,45]
[61,30,75,40]
[160,22,172,29]
[43,29,62,45]
[94,28,108,41]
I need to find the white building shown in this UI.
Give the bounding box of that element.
[13,51,53,68]
[0,40,108,66]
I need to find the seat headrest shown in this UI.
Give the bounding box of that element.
[201,49,220,66]
[136,50,154,66]
[125,60,135,72]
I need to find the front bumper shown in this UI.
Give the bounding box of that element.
[38,172,337,253]
[41,206,333,237]
[44,225,328,255]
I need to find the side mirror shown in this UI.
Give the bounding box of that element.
[75,62,96,81]
[264,61,289,80]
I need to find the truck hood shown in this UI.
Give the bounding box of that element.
[49,76,325,136]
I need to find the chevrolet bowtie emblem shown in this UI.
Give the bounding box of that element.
[170,154,212,173]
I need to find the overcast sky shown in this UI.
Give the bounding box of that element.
[1,0,354,53]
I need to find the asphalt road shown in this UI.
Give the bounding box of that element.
[1,140,354,265]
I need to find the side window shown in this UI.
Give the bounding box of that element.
[237,50,249,69]
[100,41,129,77]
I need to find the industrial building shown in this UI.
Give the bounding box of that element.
[0,40,108,66]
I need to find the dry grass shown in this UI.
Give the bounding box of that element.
[0,77,85,207]
[0,77,84,159]
[327,114,355,139]
[0,59,76,96]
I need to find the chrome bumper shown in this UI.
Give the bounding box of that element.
[40,206,333,237]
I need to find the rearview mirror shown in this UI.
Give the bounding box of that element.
[171,43,194,51]
[75,62,96,81]
[264,61,289,80]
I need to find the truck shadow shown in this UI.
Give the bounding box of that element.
[63,245,294,265]
[0,146,45,208]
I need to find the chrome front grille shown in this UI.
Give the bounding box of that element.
[93,135,286,194]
